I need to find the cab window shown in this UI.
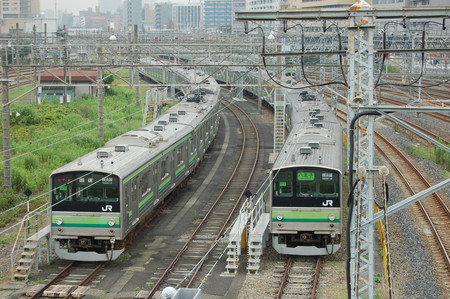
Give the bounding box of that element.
[273,170,293,197]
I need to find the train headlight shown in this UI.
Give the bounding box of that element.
[276,214,283,221]
[56,218,63,225]
[328,214,336,221]
[108,219,115,227]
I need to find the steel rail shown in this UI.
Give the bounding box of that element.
[337,109,450,273]
[374,133,450,271]
[186,100,260,287]
[146,99,260,298]
[311,257,323,299]
[276,256,294,299]
[275,256,322,299]
[30,261,106,299]
[335,104,449,145]
[30,261,75,299]
[376,97,450,123]
[63,262,106,299]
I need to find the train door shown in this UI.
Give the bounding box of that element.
[159,155,171,196]
[188,136,196,168]
[175,145,185,181]
[128,178,139,228]
[139,169,152,215]
[153,165,159,202]
[170,150,175,180]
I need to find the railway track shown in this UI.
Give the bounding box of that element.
[336,108,450,294]
[144,100,260,298]
[26,261,105,298]
[321,79,450,123]
[269,256,322,299]
[374,132,450,292]
[0,66,36,90]
[336,107,449,145]
[380,97,450,123]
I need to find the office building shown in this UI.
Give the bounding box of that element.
[173,4,201,30]
[203,0,233,32]
[123,0,143,31]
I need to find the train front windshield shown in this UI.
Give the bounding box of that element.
[52,172,120,212]
[273,168,340,207]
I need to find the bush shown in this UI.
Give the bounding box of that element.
[77,104,96,119]
[434,144,450,171]
[38,149,53,164]
[10,105,40,125]
[58,114,86,130]
[2,82,143,214]
[0,188,19,211]
[24,155,38,170]
[11,168,29,192]
[72,135,103,149]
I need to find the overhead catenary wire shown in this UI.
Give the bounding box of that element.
[0,170,101,234]
[375,20,450,88]
[0,52,266,238]
[2,108,143,163]
[244,21,349,90]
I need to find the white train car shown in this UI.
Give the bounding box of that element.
[270,91,343,255]
[50,74,221,261]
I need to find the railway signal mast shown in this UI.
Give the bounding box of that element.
[236,3,450,298]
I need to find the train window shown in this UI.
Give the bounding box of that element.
[75,184,119,202]
[273,170,293,197]
[298,182,316,196]
[52,175,74,202]
[54,185,71,202]
[106,187,119,199]
[176,147,183,166]
[141,171,151,196]
[319,182,337,195]
[73,174,119,203]
[189,138,195,154]
[161,156,169,179]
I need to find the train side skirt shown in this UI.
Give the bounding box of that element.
[54,241,125,261]
[272,236,341,256]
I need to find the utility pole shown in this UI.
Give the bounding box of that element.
[236,6,450,299]
[2,52,11,188]
[33,25,38,104]
[134,25,140,107]
[98,46,104,139]
[15,23,19,66]
[346,3,376,298]
[257,67,262,113]
[62,25,68,103]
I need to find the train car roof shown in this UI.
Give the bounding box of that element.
[51,80,220,179]
[273,97,343,173]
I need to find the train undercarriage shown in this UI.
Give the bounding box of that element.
[272,232,341,256]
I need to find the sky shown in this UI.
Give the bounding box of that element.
[40,0,160,15]
[41,0,97,14]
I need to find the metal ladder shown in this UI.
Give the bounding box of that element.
[274,87,285,153]
[225,194,269,274]
[143,89,159,126]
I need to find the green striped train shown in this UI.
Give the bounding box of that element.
[270,88,343,255]
[50,75,221,261]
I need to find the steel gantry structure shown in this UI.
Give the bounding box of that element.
[236,4,450,299]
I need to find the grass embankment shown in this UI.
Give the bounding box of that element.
[0,70,143,226]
